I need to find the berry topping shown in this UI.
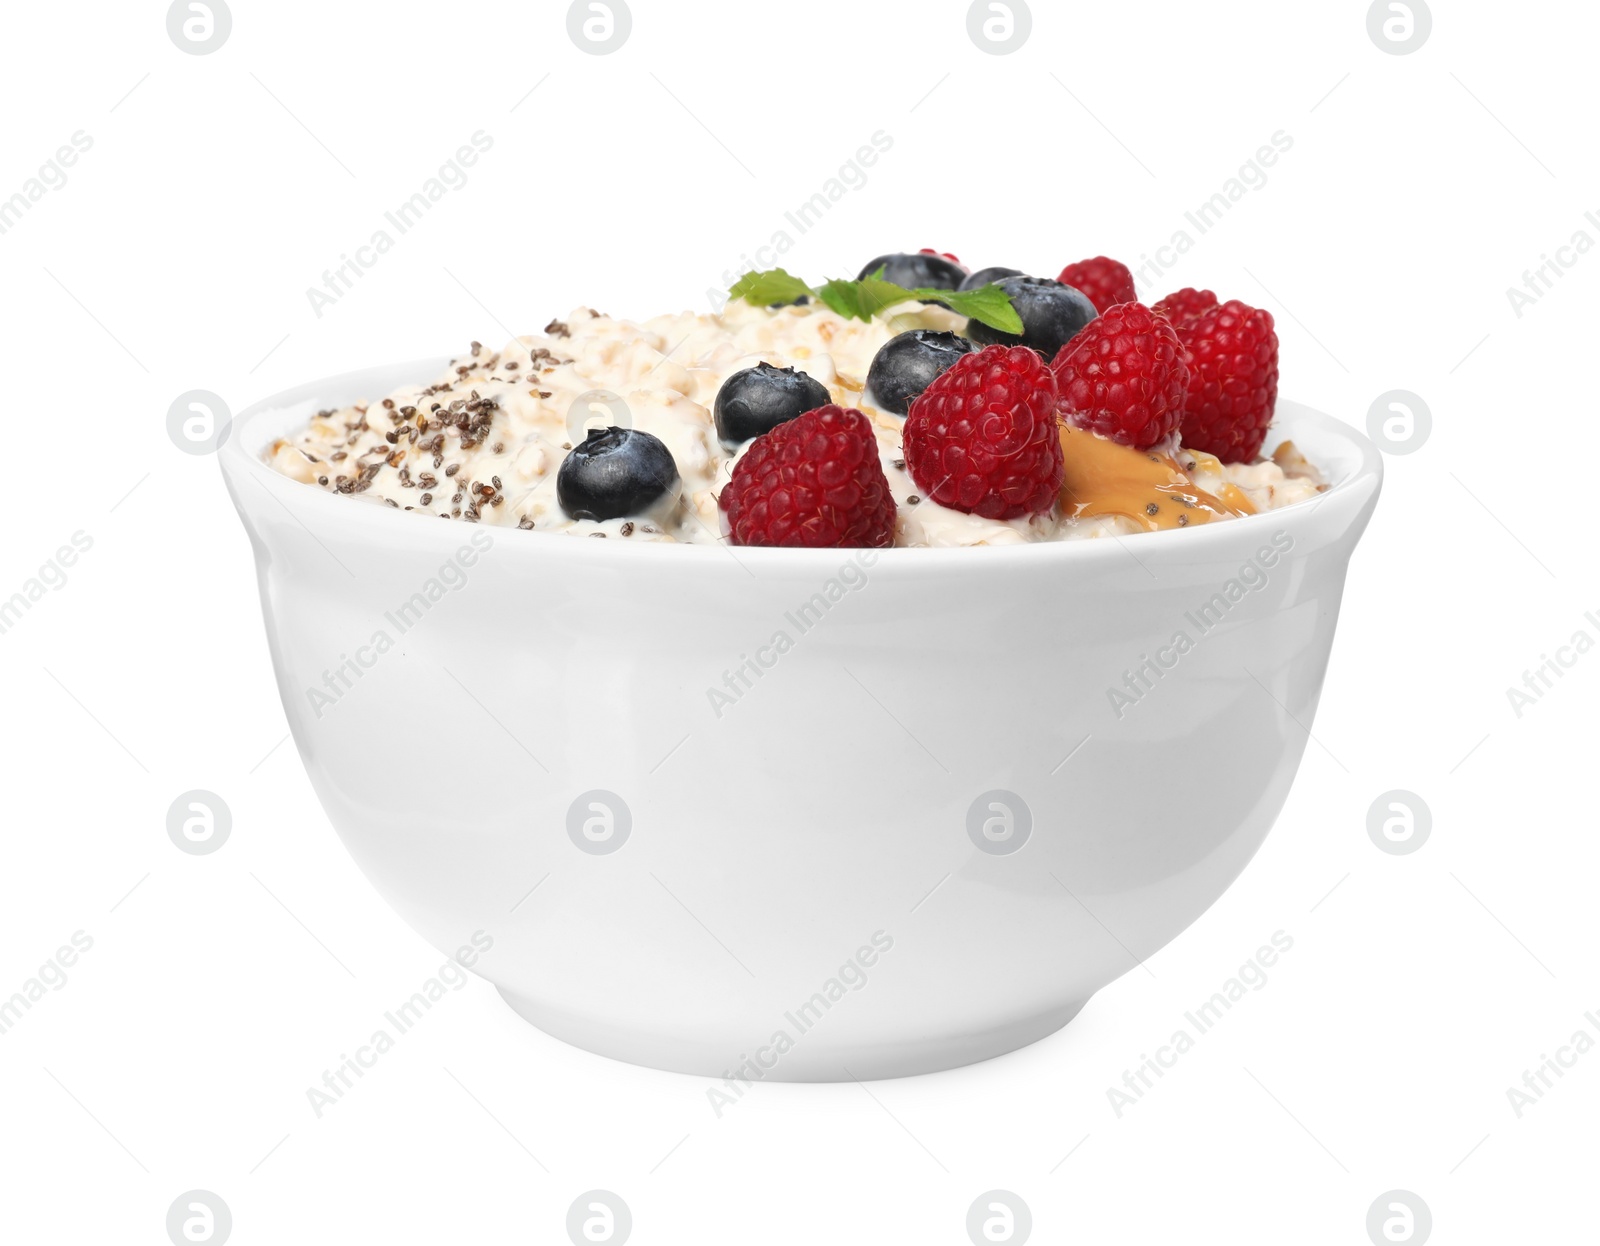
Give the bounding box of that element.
[720,405,896,547]
[1051,302,1189,450]
[558,427,682,522]
[857,251,968,291]
[1056,256,1137,314]
[963,276,1097,361]
[918,247,966,268]
[1174,300,1279,463]
[959,265,1025,290]
[903,344,1064,519]
[865,329,978,417]
[1152,287,1218,333]
[714,362,831,446]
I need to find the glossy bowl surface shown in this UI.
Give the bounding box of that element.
[221,359,1381,1080]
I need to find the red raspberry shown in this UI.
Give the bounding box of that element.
[1051,302,1189,450]
[903,345,1063,519]
[1152,287,1218,333]
[1177,300,1278,463]
[1057,256,1136,314]
[919,247,966,270]
[720,405,896,547]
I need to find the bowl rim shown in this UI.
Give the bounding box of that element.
[220,355,1384,569]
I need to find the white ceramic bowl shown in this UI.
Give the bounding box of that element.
[221,359,1381,1081]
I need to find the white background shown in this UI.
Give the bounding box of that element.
[2,0,1595,1242]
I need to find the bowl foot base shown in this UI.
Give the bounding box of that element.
[495,989,1091,1081]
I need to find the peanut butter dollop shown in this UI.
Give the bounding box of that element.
[1058,423,1256,531]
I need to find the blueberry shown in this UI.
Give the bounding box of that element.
[959,266,1025,290]
[964,276,1097,360]
[865,330,978,416]
[557,427,681,521]
[714,362,830,445]
[857,252,967,292]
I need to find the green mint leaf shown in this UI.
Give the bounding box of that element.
[728,267,814,308]
[856,274,923,318]
[817,272,922,321]
[813,277,866,321]
[922,285,1024,335]
[729,266,1023,336]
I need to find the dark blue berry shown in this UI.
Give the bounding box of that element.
[557,427,680,521]
[857,252,967,291]
[865,330,978,416]
[965,276,1097,360]
[714,362,830,445]
[959,266,1024,290]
